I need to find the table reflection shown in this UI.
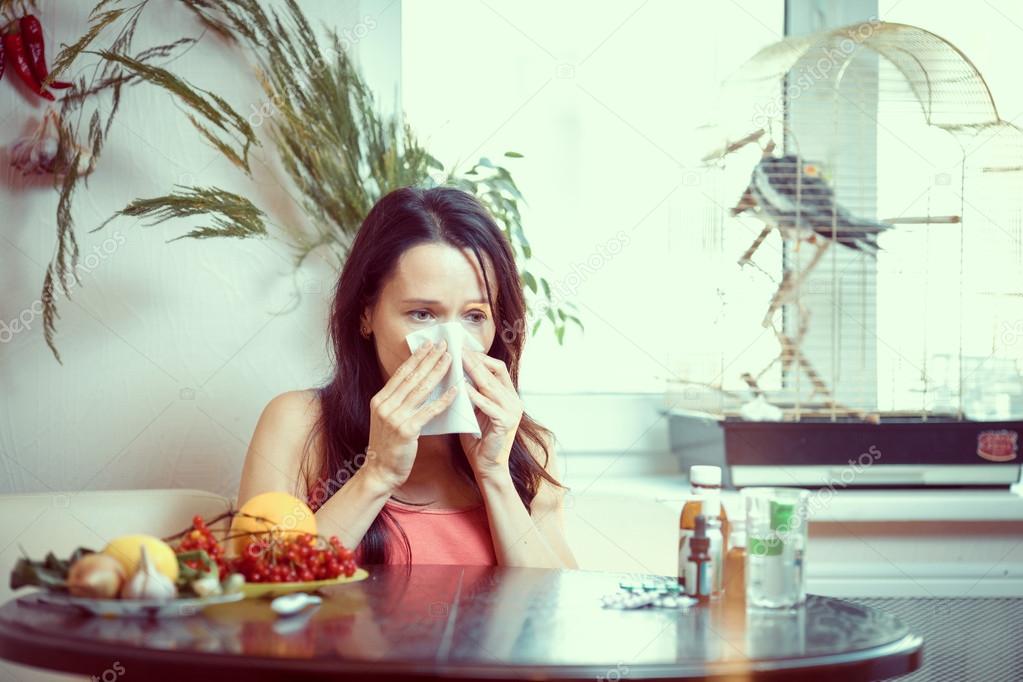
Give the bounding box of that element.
[2,565,912,669]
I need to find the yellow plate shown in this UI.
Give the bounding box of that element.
[240,567,370,599]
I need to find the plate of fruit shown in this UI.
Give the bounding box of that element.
[10,492,367,618]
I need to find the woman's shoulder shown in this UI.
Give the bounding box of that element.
[260,389,326,463]
[262,389,322,425]
[237,390,325,504]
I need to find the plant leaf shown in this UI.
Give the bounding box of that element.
[94,186,268,241]
[45,7,127,86]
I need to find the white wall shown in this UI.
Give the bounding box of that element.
[0,1,400,498]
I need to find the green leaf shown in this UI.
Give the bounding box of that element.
[10,546,96,592]
[93,186,269,241]
[504,151,524,158]
[425,153,445,170]
[45,8,127,86]
[91,50,258,172]
[522,271,538,294]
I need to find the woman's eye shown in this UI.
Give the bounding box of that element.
[410,310,487,323]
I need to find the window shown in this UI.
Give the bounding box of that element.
[401,1,785,393]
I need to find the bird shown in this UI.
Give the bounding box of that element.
[732,154,891,255]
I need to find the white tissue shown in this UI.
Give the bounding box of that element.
[404,321,485,437]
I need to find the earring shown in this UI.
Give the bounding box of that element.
[361,326,371,338]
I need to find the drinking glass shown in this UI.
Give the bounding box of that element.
[742,487,810,609]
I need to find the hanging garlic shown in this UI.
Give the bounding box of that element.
[9,107,95,177]
[119,545,178,600]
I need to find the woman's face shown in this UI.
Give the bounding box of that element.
[362,242,498,381]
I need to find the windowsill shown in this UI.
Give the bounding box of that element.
[565,474,1023,522]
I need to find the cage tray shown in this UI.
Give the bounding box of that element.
[721,417,1021,467]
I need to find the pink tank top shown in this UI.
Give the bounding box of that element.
[354,499,498,565]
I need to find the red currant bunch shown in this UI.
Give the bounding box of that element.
[228,532,357,583]
[176,514,228,576]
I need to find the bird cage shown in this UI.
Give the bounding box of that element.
[672,21,1023,487]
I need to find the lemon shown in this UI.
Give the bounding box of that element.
[230,491,317,556]
[102,534,180,581]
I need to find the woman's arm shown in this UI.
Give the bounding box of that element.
[456,349,578,569]
[236,390,396,551]
[478,434,579,569]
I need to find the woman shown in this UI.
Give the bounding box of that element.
[236,186,577,569]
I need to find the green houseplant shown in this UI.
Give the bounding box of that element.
[35,0,581,362]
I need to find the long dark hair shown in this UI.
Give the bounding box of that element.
[300,186,564,564]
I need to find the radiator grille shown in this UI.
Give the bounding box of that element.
[850,598,1023,681]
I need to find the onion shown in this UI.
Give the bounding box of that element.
[67,553,126,599]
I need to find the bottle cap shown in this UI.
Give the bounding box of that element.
[690,465,722,487]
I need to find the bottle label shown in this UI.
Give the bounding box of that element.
[748,536,783,556]
[698,561,713,597]
[684,560,696,596]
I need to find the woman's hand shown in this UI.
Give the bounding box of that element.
[364,339,459,492]
[458,350,524,481]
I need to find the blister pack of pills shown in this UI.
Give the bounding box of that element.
[600,577,698,610]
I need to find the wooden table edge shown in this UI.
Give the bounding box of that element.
[0,614,923,682]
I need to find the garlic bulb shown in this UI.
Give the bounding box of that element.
[191,573,223,598]
[67,553,126,599]
[9,107,95,177]
[120,545,178,600]
[222,573,245,595]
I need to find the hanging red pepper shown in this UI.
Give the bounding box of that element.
[3,31,54,100]
[19,15,72,89]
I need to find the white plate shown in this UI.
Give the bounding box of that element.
[31,590,244,618]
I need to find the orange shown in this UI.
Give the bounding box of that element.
[229,491,317,556]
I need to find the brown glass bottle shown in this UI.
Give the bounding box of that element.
[723,527,746,605]
[678,465,730,588]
